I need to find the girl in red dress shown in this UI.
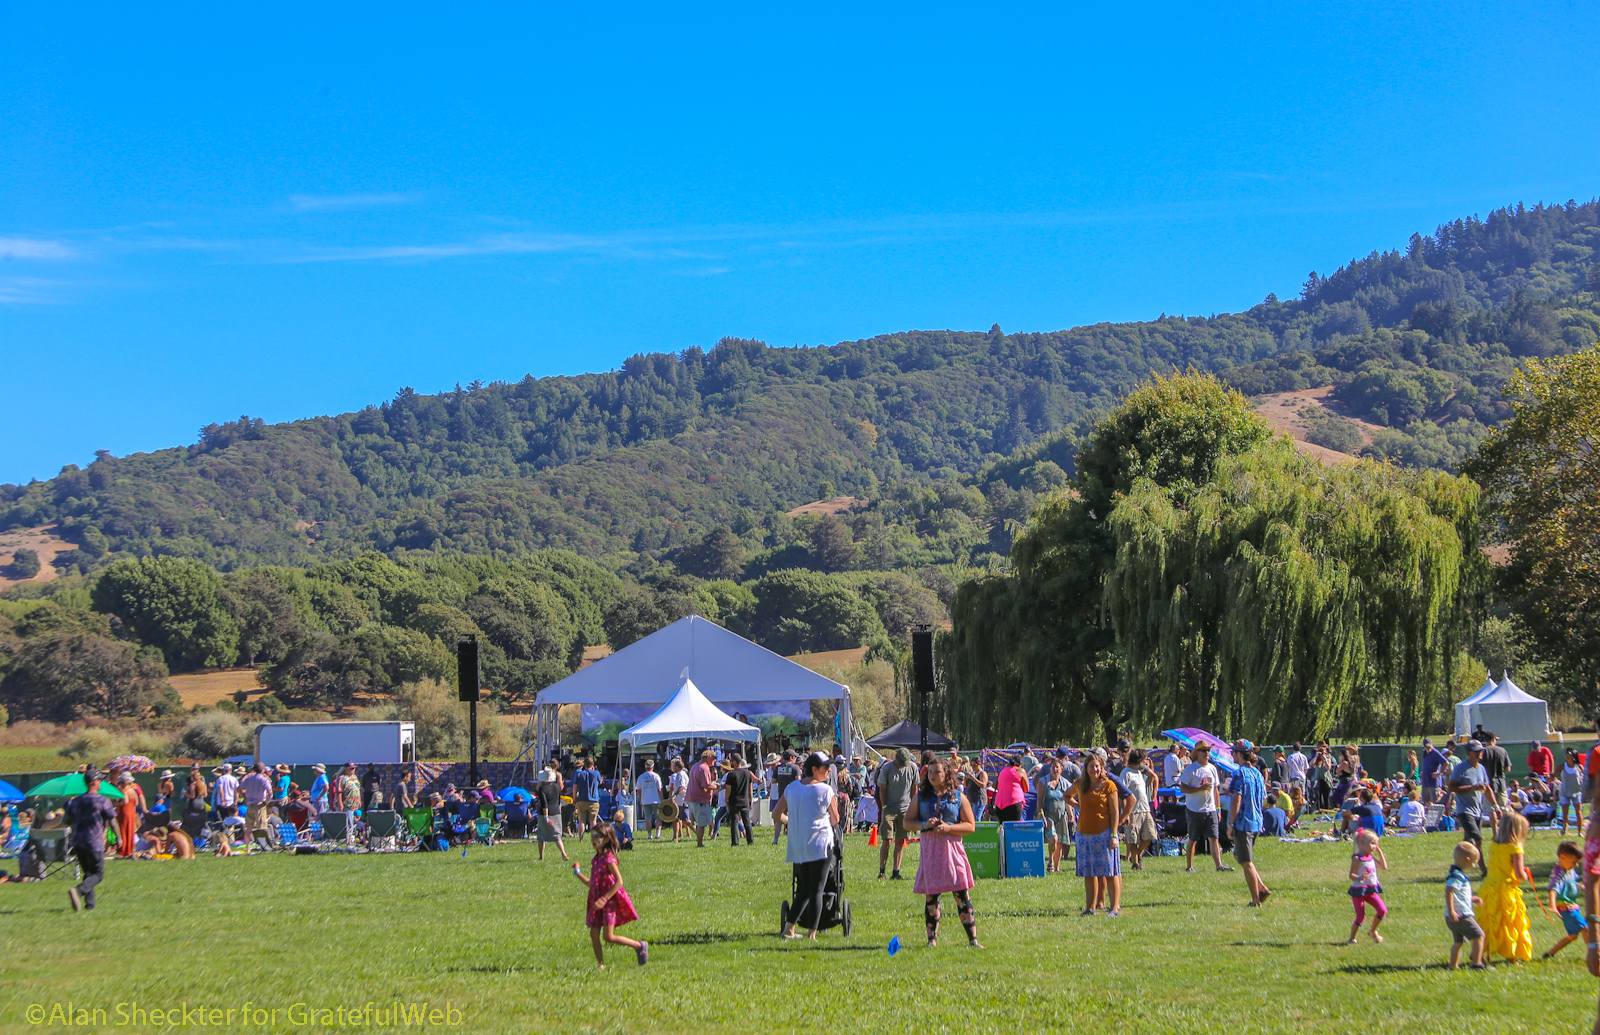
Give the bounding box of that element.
[574,822,647,968]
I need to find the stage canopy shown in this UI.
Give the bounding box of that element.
[1457,673,1551,743]
[619,678,761,748]
[866,719,954,752]
[528,616,852,766]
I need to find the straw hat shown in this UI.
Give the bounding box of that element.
[116,772,134,784]
[311,764,326,773]
[274,763,291,773]
[159,770,175,780]
[476,779,491,789]
[764,753,779,766]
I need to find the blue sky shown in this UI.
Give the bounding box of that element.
[3,2,1598,484]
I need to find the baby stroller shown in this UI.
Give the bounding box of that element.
[780,828,852,936]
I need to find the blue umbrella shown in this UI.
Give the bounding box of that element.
[497,786,532,802]
[0,778,25,802]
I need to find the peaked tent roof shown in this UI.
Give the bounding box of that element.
[1458,673,1499,705]
[865,719,955,751]
[619,678,760,745]
[1477,674,1545,705]
[536,615,847,705]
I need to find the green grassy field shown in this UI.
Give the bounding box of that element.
[1,825,1594,1034]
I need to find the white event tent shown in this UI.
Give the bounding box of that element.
[617,677,761,787]
[527,615,852,767]
[1453,673,1499,740]
[1455,672,1552,743]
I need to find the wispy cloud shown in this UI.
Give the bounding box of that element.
[0,277,73,304]
[0,237,77,260]
[288,192,419,212]
[273,232,630,264]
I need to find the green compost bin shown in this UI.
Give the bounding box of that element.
[965,821,1002,879]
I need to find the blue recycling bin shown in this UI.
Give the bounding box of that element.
[1000,820,1046,878]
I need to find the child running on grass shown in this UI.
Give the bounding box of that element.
[573,821,647,969]
[1542,841,1586,959]
[1445,841,1487,969]
[1346,828,1388,944]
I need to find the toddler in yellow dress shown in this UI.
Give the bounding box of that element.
[1479,810,1533,962]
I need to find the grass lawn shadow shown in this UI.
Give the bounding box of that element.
[1332,963,1447,975]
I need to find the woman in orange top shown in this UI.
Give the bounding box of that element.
[1067,750,1129,916]
[113,773,146,858]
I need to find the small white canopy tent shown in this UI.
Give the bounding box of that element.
[1461,674,1552,744]
[528,616,852,768]
[1454,673,1499,740]
[618,678,761,799]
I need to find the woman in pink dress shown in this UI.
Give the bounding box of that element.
[574,822,648,968]
[912,759,983,948]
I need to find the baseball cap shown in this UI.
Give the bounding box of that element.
[1232,739,1254,752]
[1466,739,1484,752]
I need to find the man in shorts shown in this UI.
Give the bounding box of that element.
[874,747,917,880]
[1180,742,1232,873]
[1228,740,1271,907]
[686,749,718,847]
[570,756,602,834]
[769,750,800,845]
[1448,740,1495,877]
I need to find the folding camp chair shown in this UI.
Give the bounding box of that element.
[1422,803,1446,832]
[365,810,403,853]
[401,807,433,849]
[24,829,73,880]
[277,823,300,849]
[319,811,353,847]
[473,815,495,846]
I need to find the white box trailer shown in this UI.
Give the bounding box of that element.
[255,721,416,766]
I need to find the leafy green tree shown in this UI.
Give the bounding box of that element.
[1465,345,1600,705]
[10,549,39,578]
[602,575,723,650]
[3,630,170,720]
[91,556,240,671]
[745,569,889,655]
[222,570,306,665]
[674,527,746,580]
[808,514,857,573]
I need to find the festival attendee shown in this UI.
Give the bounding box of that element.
[769,750,799,845]
[213,764,240,812]
[1163,744,1187,791]
[611,809,634,850]
[1069,751,1123,916]
[875,747,917,879]
[1543,841,1586,959]
[773,752,839,941]
[573,822,646,968]
[1560,749,1586,834]
[634,759,664,840]
[1345,827,1388,944]
[1528,739,1555,783]
[1038,758,1072,874]
[1482,732,1511,805]
[65,767,116,912]
[1394,787,1426,830]
[1122,749,1158,869]
[1480,809,1533,963]
[1262,796,1288,836]
[164,825,195,859]
[963,757,990,822]
[536,775,569,862]
[1308,746,1334,809]
[912,758,981,947]
[216,805,247,855]
[1420,738,1447,805]
[1341,787,1383,837]
[1286,743,1308,790]
[504,792,531,840]
[571,758,602,835]
[723,753,753,846]
[1180,743,1231,873]
[1449,740,1496,876]
[686,750,718,848]
[668,758,690,843]
[271,764,291,806]
[1268,748,1290,787]
[285,791,313,831]
[1229,741,1271,907]
[993,754,1028,823]
[240,764,273,835]
[113,772,144,858]
[153,770,175,819]
[396,771,417,811]
[1445,841,1487,969]
[1403,750,1420,784]
[334,763,360,813]
[308,764,329,815]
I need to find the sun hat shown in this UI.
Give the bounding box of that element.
[764,753,779,765]
[311,763,326,773]
[274,763,291,773]
[159,770,175,780]
[476,780,491,789]
[116,771,134,784]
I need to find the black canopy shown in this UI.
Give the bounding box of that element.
[866,720,955,752]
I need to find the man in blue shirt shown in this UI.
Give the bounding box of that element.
[65,767,117,912]
[1228,741,1272,908]
[571,757,603,834]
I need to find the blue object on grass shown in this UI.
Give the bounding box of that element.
[887,936,900,956]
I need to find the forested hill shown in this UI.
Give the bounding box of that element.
[6,198,1600,579]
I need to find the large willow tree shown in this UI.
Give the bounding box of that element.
[941,372,1483,744]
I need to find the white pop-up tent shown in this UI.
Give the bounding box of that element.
[526,616,852,768]
[617,677,761,792]
[1462,673,1552,743]
[1453,673,1499,740]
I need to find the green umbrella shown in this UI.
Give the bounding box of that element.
[26,773,125,799]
